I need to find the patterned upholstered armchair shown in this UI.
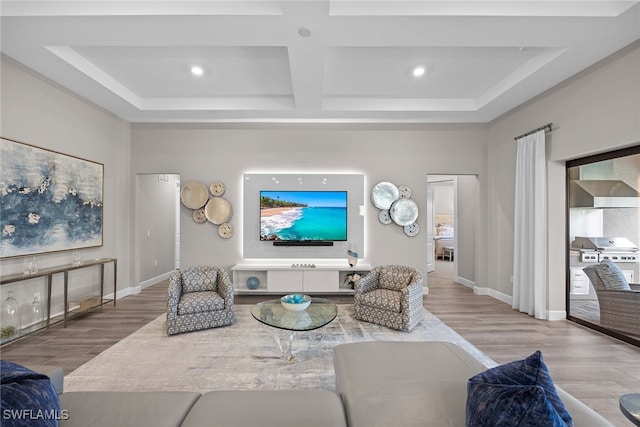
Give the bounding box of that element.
[166,266,235,335]
[583,259,640,337]
[354,265,424,332]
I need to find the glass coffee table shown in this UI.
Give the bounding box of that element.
[251,297,338,363]
[620,393,640,426]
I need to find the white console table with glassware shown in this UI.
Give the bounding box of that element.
[231,263,373,294]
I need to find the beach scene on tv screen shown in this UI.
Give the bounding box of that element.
[260,191,347,241]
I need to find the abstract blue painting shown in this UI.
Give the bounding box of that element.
[0,138,103,258]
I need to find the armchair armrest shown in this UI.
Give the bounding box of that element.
[355,269,380,294]
[216,268,235,306]
[167,270,183,315]
[598,288,640,298]
[596,288,640,314]
[402,274,424,299]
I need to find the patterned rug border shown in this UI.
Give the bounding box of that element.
[65,304,496,392]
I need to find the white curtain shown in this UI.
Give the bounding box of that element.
[512,130,547,319]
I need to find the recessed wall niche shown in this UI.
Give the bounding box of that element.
[242,173,365,260]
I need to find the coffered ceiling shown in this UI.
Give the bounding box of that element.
[1,1,639,123]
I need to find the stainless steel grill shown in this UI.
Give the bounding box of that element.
[571,236,639,263]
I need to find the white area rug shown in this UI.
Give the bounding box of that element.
[65,305,496,393]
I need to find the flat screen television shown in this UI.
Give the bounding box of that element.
[260,190,347,242]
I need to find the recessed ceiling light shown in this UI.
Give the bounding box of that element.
[298,27,312,37]
[190,65,204,76]
[412,66,426,77]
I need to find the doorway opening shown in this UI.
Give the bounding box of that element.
[426,174,479,290]
[427,176,456,280]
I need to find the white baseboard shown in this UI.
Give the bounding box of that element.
[474,287,567,321]
[104,286,140,300]
[422,286,429,295]
[474,286,513,305]
[139,271,173,290]
[455,276,475,289]
[547,310,567,321]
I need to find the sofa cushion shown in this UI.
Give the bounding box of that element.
[182,267,218,293]
[355,289,401,313]
[59,391,201,427]
[24,365,64,395]
[180,390,347,427]
[0,360,61,427]
[334,341,489,427]
[466,351,572,427]
[178,291,225,315]
[378,267,413,291]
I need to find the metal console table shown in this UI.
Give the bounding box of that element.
[0,258,117,337]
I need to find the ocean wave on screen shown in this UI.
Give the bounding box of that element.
[260,208,303,236]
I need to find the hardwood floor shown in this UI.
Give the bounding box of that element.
[2,263,639,426]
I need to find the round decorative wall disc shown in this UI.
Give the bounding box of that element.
[209,181,226,197]
[180,181,209,209]
[378,210,392,225]
[371,181,399,210]
[390,198,419,226]
[192,208,206,223]
[404,222,420,237]
[205,197,232,225]
[398,185,412,199]
[218,222,233,239]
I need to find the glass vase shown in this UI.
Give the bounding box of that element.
[1,291,21,340]
[347,244,358,268]
[32,295,43,328]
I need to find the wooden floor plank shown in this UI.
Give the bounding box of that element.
[1,265,638,426]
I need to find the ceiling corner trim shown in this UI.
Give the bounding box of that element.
[322,97,478,112]
[476,47,568,109]
[45,45,142,109]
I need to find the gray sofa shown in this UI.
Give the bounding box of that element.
[333,341,613,427]
[33,341,610,426]
[59,390,347,427]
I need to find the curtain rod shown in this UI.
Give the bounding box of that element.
[514,123,553,141]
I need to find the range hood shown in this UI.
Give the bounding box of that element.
[570,180,640,208]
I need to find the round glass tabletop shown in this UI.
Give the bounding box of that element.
[620,393,640,426]
[251,297,338,332]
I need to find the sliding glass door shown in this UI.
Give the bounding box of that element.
[566,145,640,346]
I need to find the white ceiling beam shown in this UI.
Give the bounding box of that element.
[0,1,284,17]
[330,1,639,17]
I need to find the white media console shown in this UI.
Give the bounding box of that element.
[231,263,373,294]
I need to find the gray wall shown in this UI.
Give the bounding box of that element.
[0,55,132,319]
[486,40,640,318]
[136,174,179,284]
[131,124,488,280]
[457,176,479,283]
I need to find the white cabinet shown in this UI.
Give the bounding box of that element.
[266,270,339,293]
[303,270,339,292]
[232,263,372,294]
[570,268,590,295]
[267,271,302,292]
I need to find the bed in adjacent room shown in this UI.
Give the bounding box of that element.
[434,214,454,259]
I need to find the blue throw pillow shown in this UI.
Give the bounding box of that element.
[1,360,61,426]
[466,351,573,427]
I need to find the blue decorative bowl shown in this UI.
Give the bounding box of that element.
[280,294,311,311]
[246,276,260,290]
